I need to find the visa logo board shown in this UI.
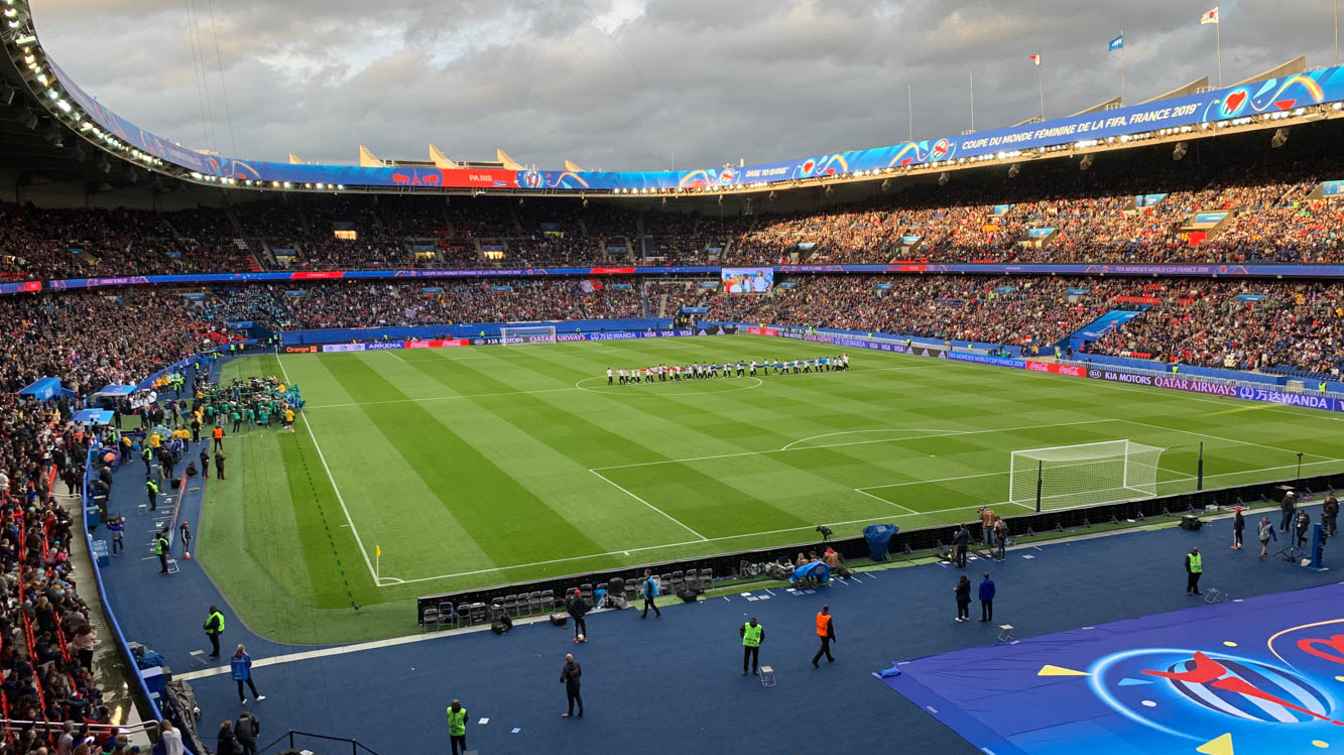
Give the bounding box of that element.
[1135,193,1168,208]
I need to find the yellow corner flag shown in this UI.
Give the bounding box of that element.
[375,545,382,559]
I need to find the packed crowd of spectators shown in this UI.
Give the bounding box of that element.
[8,154,1344,277]
[1089,281,1344,377]
[709,275,1129,348]
[199,280,644,330]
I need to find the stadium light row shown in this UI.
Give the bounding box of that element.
[4,0,1344,202]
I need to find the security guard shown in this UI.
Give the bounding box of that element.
[811,606,836,668]
[145,479,159,512]
[153,530,170,575]
[740,616,764,676]
[204,605,226,658]
[1185,547,1203,596]
[446,699,469,755]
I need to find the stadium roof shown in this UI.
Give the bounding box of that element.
[5,0,1344,200]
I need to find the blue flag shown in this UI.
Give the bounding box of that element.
[1108,34,1125,52]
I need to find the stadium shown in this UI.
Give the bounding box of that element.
[2,0,1344,753]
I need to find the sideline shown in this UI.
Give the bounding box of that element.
[173,496,1308,684]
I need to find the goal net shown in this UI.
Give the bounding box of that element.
[1009,440,1165,511]
[499,325,558,345]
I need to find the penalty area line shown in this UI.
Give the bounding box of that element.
[588,469,708,542]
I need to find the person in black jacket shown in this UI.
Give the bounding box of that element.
[953,525,970,568]
[1325,494,1340,537]
[1280,491,1297,532]
[1231,508,1245,550]
[560,653,583,719]
[216,720,242,755]
[565,588,589,643]
[235,712,260,755]
[954,575,971,622]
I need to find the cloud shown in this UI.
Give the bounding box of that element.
[29,0,1343,170]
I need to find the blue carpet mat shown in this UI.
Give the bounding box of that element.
[882,582,1344,755]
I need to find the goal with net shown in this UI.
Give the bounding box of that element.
[499,325,558,345]
[1008,440,1165,512]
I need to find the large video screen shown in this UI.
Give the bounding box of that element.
[721,267,774,294]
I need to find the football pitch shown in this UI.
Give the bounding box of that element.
[200,335,1344,642]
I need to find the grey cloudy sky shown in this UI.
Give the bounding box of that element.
[30,0,1343,171]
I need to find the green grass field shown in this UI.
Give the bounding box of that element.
[199,335,1344,643]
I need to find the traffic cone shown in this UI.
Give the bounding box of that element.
[184,551,193,560]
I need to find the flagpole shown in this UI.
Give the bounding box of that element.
[1216,16,1223,86]
[969,70,975,132]
[1038,64,1045,120]
[1119,31,1126,104]
[907,83,913,141]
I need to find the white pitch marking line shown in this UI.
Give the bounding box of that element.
[276,351,381,586]
[852,487,920,514]
[592,418,1119,472]
[781,427,970,452]
[588,469,708,541]
[382,503,999,587]
[306,386,579,410]
[1117,418,1337,461]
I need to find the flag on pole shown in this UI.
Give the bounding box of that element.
[1028,53,1041,66]
[1201,6,1220,24]
[375,544,382,559]
[1108,34,1125,52]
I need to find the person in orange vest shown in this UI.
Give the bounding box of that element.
[811,605,836,668]
[212,424,225,452]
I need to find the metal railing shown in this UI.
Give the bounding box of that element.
[261,730,385,755]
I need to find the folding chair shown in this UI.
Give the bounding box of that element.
[421,607,440,632]
[437,601,457,629]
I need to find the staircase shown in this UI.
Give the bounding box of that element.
[1067,309,1146,352]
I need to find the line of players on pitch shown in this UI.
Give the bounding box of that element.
[608,355,849,385]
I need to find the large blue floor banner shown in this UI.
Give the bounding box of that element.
[881,584,1344,754]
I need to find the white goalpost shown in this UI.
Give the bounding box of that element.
[1009,439,1165,512]
[499,325,558,345]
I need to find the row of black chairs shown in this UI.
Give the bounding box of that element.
[420,568,716,631]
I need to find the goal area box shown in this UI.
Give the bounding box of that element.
[500,325,558,345]
[1009,440,1164,512]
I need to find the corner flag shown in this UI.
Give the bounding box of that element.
[1201,6,1219,24]
[1028,53,1041,66]
[375,544,382,559]
[1108,34,1124,52]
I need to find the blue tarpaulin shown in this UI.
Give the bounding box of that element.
[18,377,70,402]
[789,561,830,585]
[93,384,136,398]
[72,409,114,426]
[863,524,899,561]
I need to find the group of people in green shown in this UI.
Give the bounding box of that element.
[197,376,303,434]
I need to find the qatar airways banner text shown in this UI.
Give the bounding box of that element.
[1087,367,1344,412]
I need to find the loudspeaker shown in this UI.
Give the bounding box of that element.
[491,616,513,635]
[549,613,568,627]
[677,588,700,603]
[1180,515,1203,531]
